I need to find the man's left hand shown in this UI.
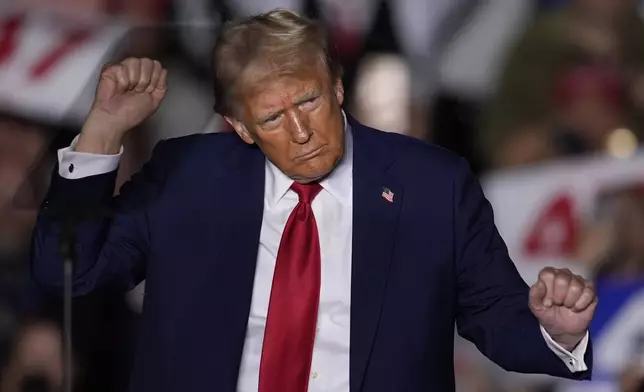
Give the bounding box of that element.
[529,267,597,351]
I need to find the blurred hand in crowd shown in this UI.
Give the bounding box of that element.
[630,72,644,110]
[0,118,48,267]
[494,123,555,168]
[605,191,644,277]
[587,189,644,279]
[453,351,494,392]
[620,363,644,392]
[1,322,65,392]
[408,103,431,141]
[576,217,613,269]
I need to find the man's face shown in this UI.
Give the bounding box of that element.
[228,66,345,183]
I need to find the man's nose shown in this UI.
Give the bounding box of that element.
[286,110,312,145]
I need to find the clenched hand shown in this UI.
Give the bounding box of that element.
[76,57,168,154]
[529,267,597,351]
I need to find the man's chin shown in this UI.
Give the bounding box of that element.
[289,152,345,183]
[292,174,325,184]
[291,168,331,184]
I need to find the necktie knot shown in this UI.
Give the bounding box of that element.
[291,182,322,204]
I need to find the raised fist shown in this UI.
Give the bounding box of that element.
[529,267,597,350]
[84,58,167,144]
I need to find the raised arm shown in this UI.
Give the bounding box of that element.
[452,157,594,379]
[31,58,168,295]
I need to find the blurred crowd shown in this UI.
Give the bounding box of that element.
[2,0,644,391]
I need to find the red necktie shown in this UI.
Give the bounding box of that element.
[259,182,323,392]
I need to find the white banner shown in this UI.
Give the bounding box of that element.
[482,152,644,282]
[0,8,129,126]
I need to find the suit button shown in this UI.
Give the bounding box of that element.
[68,163,75,173]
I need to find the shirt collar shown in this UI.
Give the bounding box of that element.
[265,110,353,207]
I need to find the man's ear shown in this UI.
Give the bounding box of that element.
[224,117,255,145]
[334,79,345,106]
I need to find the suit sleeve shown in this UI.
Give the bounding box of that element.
[31,140,170,296]
[452,157,592,379]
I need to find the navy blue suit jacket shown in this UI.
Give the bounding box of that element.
[32,116,592,391]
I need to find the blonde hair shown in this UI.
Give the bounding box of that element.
[211,8,342,117]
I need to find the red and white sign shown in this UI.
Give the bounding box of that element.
[482,152,644,282]
[0,9,129,126]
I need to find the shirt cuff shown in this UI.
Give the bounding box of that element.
[57,135,123,179]
[540,325,589,373]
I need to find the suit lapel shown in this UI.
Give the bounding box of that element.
[349,120,403,391]
[207,141,265,390]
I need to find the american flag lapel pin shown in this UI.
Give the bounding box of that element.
[381,187,394,203]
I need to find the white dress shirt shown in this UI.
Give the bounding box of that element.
[57,115,588,391]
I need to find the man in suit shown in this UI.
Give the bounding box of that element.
[31,8,597,392]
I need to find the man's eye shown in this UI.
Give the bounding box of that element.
[263,115,280,125]
[299,97,319,108]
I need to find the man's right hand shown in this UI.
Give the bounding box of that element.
[76,58,168,154]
